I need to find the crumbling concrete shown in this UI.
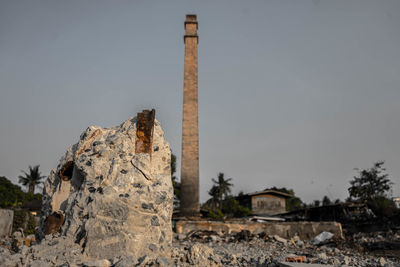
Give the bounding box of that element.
[28,111,174,263]
[175,220,343,240]
[0,209,13,237]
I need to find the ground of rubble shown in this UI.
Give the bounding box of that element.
[1,230,400,266]
[171,230,400,267]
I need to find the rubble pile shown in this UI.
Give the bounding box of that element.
[3,229,399,266]
[346,231,400,258]
[0,113,174,267]
[171,230,400,266]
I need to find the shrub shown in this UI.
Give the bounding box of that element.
[222,197,250,218]
[367,196,396,218]
[12,209,37,236]
[208,208,224,219]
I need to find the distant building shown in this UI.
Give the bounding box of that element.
[393,197,400,209]
[237,190,293,216]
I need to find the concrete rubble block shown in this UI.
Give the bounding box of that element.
[36,111,173,261]
[0,209,14,237]
[82,259,111,267]
[113,254,138,267]
[274,235,288,244]
[316,252,328,260]
[11,229,25,251]
[187,243,222,267]
[29,259,53,267]
[177,233,186,241]
[311,231,334,245]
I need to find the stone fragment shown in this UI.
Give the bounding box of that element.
[82,259,111,267]
[312,231,334,245]
[36,113,173,261]
[295,240,304,248]
[319,252,328,260]
[210,235,219,242]
[177,233,186,241]
[379,257,387,266]
[273,235,288,245]
[113,254,138,267]
[29,259,52,267]
[187,243,222,267]
[156,257,170,267]
[11,230,24,251]
[344,255,350,265]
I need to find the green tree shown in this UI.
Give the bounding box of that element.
[170,153,181,209]
[0,176,42,208]
[221,197,250,218]
[0,176,25,208]
[207,184,219,209]
[204,173,250,219]
[348,161,393,201]
[210,172,233,208]
[322,195,332,206]
[348,161,396,218]
[18,165,45,194]
[313,200,321,207]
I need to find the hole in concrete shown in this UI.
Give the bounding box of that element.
[60,161,74,181]
[45,211,65,235]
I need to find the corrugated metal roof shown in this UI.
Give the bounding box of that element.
[246,190,293,198]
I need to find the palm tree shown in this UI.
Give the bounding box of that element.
[211,172,233,208]
[207,185,219,209]
[18,165,45,194]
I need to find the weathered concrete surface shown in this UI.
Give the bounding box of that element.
[176,220,343,240]
[36,112,173,260]
[0,209,13,237]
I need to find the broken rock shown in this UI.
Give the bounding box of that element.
[273,235,288,245]
[37,111,173,260]
[312,231,334,245]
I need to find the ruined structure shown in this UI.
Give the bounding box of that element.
[180,14,200,216]
[36,110,173,261]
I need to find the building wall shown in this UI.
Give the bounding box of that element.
[0,209,14,237]
[394,198,400,209]
[251,194,286,215]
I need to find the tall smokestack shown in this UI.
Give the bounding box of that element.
[180,14,200,216]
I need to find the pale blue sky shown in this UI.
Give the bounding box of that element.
[1,0,399,203]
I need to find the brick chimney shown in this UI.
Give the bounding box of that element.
[180,14,200,216]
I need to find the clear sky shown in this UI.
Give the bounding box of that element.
[1,0,399,204]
